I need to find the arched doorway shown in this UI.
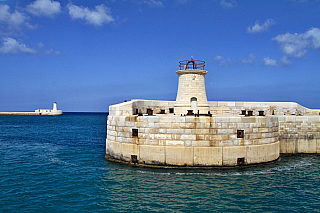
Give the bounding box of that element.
[191,97,198,113]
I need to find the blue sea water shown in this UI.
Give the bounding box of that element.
[0,113,320,213]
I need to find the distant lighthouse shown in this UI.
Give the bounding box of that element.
[174,57,209,115]
[53,102,58,111]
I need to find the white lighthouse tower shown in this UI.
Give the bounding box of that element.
[174,57,209,115]
[53,102,58,111]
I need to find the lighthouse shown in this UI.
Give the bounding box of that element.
[174,57,210,115]
[53,102,58,111]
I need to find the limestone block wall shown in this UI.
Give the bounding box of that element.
[279,115,320,154]
[106,114,279,167]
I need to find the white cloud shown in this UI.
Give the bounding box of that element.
[27,0,61,17]
[263,57,277,66]
[247,19,275,34]
[26,0,61,17]
[242,54,255,64]
[263,56,292,66]
[38,42,44,48]
[0,37,36,54]
[0,4,32,33]
[306,27,320,48]
[272,32,308,57]
[68,4,114,26]
[143,0,164,7]
[220,0,237,8]
[272,28,320,58]
[214,55,224,61]
[279,56,292,66]
[214,55,232,66]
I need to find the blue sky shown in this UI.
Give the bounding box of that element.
[0,0,320,112]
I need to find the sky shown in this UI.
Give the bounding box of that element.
[0,0,320,112]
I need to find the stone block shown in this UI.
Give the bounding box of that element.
[246,144,266,164]
[180,122,196,129]
[297,138,317,153]
[317,139,320,153]
[165,146,194,166]
[217,129,234,135]
[196,122,206,129]
[222,146,246,166]
[192,140,210,147]
[107,135,115,141]
[139,145,165,165]
[166,140,184,146]
[280,138,296,153]
[121,143,139,161]
[241,117,256,123]
[216,117,230,123]
[194,147,222,166]
[106,140,122,159]
[145,139,159,145]
[265,142,280,162]
[180,134,196,141]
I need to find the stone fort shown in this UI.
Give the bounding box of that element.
[106,58,320,167]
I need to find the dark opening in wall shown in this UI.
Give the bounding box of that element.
[131,155,138,163]
[241,110,246,115]
[247,110,253,116]
[160,109,165,114]
[259,111,265,116]
[187,110,194,115]
[237,130,244,138]
[132,128,138,137]
[237,158,245,165]
[169,108,174,113]
[147,108,153,115]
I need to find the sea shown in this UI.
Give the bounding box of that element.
[0,113,319,212]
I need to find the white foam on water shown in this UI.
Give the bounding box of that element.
[123,157,313,177]
[48,158,78,167]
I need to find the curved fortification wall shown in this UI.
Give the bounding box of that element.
[106,59,320,167]
[106,101,280,167]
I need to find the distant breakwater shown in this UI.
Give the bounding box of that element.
[0,112,41,115]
